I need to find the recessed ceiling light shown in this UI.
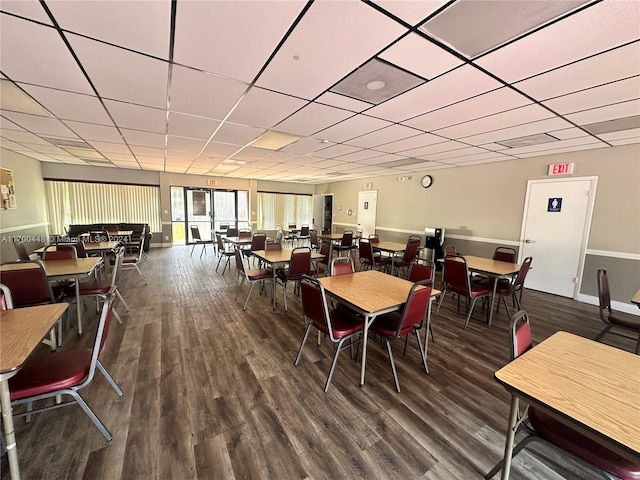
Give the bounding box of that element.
[366,80,386,90]
[249,130,301,151]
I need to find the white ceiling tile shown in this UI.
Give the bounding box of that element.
[566,99,640,125]
[62,147,103,159]
[227,87,307,129]
[201,142,241,158]
[19,84,111,125]
[379,32,463,80]
[370,1,448,26]
[460,117,575,145]
[256,1,407,99]
[120,129,165,148]
[1,111,75,137]
[500,136,604,156]
[367,65,502,122]
[1,1,52,24]
[609,137,640,146]
[346,124,423,149]
[166,136,207,154]
[167,112,220,140]
[514,43,640,101]
[103,100,166,133]
[170,65,247,120]
[25,143,70,155]
[315,143,362,159]
[1,129,53,144]
[404,87,532,132]
[0,14,92,94]
[174,0,306,83]
[542,77,640,115]
[67,33,168,108]
[400,140,467,158]
[435,104,554,139]
[476,1,640,82]
[373,132,444,153]
[46,0,171,59]
[213,122,265,146]
[64,120,124,143]
[88,140,131,154]
[332,149,386,162]
[103,153,139,163]
[315,115,392,143]
[418,146,487,161]
[515,142,605,158]
[545,127,590,140]
[315,91,372,112]
[275,102,354,136]
[230,147,272,161]
[282,137,335,154]
[357,153,404,165]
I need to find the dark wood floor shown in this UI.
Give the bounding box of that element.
[2,246,636,480]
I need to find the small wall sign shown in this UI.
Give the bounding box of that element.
[364,182,373,190]
[548,163,574,175]
[547,197,562,212]
[207,179,217,186]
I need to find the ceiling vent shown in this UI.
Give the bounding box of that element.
[582,115,640,135]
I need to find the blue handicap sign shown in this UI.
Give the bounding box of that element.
[548,197,562,212]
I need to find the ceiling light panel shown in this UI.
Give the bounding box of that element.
[515,141,604,158]
[255,1,407,99]
[566,99,640,125]
[600,128,640,142]
[581,115,640,135]
[227,87,307,129]
[315,115,392,143]
[0,14,92,94]
[368,65,502,122]
[19,84,111,124]
[379,32,463,80]
[404,87,532,132]
[166,113,220,140]
[461,117,574,145]
[514,43,640,101]
[475,1,640,82]
[173,1,306,83]
[249,131,301,151]
[103,100,167,133]
[67,33,168,108]
[542,77,640,115]
[420,0,592,59]
[275,102,354,136]
[46,1,171,59]
[497,133,560,148]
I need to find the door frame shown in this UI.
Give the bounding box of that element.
[357,190,378,238]
[519,176,598,299]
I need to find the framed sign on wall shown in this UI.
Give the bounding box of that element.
[0,168,16,209]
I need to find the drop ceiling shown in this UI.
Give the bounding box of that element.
[0,0,638,184]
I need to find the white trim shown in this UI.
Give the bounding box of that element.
[332,221,359,228]
[578,293,640,316]
[586,249,640,261]
[444,233,520,246]
[0,222,49,233]
[161,242,173,248]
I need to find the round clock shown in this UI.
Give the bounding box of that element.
[421,175,433,188]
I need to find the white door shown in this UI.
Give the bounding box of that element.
[357,190,378,238]
[312,194,324,231]
[520,177,597,298]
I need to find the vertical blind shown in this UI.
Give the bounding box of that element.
[257,192,312,230]
[44,180,161,234]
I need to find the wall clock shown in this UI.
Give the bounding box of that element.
[421,175,433,189]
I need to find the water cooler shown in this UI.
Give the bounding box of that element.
[423,227,445,264]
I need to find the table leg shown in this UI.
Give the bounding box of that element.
[1,375,21,480]
[423,296,435,374]
[76,280,82,335]
[488,277,498,326]
[500,394,520,480]
[360,314,375,386]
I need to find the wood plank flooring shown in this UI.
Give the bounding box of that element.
[2,246,637,480]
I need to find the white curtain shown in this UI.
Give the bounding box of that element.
[257,192,312,230]
[44,180,161,233]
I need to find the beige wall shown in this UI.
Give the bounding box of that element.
[0,149,49,261]
[316,144,640,303]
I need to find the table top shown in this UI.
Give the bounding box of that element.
[0,303,68,374]
[34,242,118,255]
[252,249,324,264]
[317,233,344,241]
[319,270,422,315]
[495,331,640,459]
[224,236,253,245]
[439,255,520,276]
[0,258,106,278]
[374,241,407,253]
[632,289,640,306]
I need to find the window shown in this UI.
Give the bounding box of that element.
[44,180,161,234]
[257,192,312,230]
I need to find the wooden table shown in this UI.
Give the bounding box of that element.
[251,249,325,309]
[0,303,69,480]
[494,331,640,479]
[34,241,118,256]
[317,232,345,259]
[374,241,407,276]
[318,270,439,386]
[224,236,253,247]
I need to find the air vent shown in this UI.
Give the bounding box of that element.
[582,115,640,135]
[377,157,430,168]
[40,136,93,149]
[497,133,559,148]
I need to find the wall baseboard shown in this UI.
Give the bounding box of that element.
[577,293,640,316]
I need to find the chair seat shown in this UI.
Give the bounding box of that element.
[313,309,363,338]
[246,268,272,281]
[371,311,413,337]
[9,349,92,400]
[608,312,640,331]
[276,269,306,282]
[450,283,490,298]
[65,280,111,296]
[528,407,640,480]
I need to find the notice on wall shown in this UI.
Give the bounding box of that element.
[547,197,562,212]
[0,168,16,209]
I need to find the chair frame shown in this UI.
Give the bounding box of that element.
[189,225,213,258]
[215,233,235,275]
[357,238,386,272]
[495,256,533,316]
[234,248,272,311]
[276,247,311,311]
[330,257,355,276]
[119,227,147,284]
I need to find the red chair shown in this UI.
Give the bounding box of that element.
[13,241,31,261]
[435,254,491,328]
[313,240,331,276]
[234,248,272,311]
[358,239,386,271]
[485,310,640,479]
[43,243,77,260]
[294,275,364,392]
[0,283,13,310]
[493,246,517,263]
[386,238,420,278]
[215,233,235,275]
[9,293,123,442]
[370,279,432,392]
[406,259,436,344]
[275,247,311,311]
[330,257,354,276]
[243,232,267,266]
[596,268,640,354]
[334,230,355,258]
[495,256,533,316]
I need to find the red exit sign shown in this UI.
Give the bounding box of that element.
[548,162,574,175]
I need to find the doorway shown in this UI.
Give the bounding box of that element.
[313,194,333,232]
[519,177,597,298]
[357,190,378,238]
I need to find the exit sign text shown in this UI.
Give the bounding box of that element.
[548,163,574,175]
[207,179,217,186]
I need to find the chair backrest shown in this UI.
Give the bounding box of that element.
[234,248,246,276]
[443,254,471,294]
[57,241,87,258]
[266,241,283,251]
[219,223,229,233]
[358,239,374,263]
[0,283,14,310]
[216,233,226,251]
[408,259,435,284]
[408,235,421,245]
[111,246,126,287]
[319,240,330,264]
[288,247,311,276]
[288,223,296,230]
[0,261,56,307]
[510,310,533,360]
[250,233,267,250]
[103,225,119,235]
[368,234,380,245]
[330,257,354,276]
[309,230,319,248]
[13,241,31,261]
[300,225,310,236]
[43,244,77,260]
[239,229,252,239]
[340,230,353,246]
[321,229,330,235]
[394,279,432,338]
[190,225,202,241]
[226,227,239,237]
[444,245,457,256]
[597,268,613,323]
[402,239,420,263]
[493,246,517,263]
[300,275,339,342]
